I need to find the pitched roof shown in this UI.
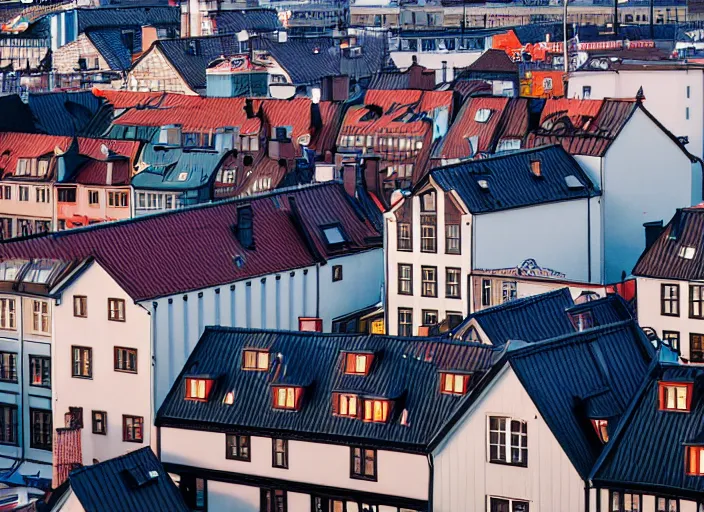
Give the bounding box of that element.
[76,5,179,32]
[368,62,436,91]
[156,327,498,450]
[74,158,133,186]
[0,183,381,301]
[632,206,704,280]
[0,95,36,133]
[591,364,704,498]
[428,145,599,214]
[86,29,133,70]
[27,91,104,136]
[437,96,510,158]
[131,147,228,191]
[68,447,189,512]
[508,320,656,479]
[493,97,531,145]
[465,49,518,74]
[211,9,281,34]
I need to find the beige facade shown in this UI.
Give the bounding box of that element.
[52,34,111,75]
[127,45,197,95]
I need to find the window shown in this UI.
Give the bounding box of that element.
[474,108,492,123]
[363,399,389,423]
[397,223,411,251]
[570,311,594,332]
[242,350,269,371]
[30,409,51,451]
[88,190,99,206]
[16,159,29,176]
[661,284,680,316]
[663,331,680,352]
[687,107,690,121]
[582,85,591,99]
[73,296,87,318]
[0,405,17,445]
[446,224,460,254]
[32,300,49,333]
[489,497,530,512]
[260,489,286,512]
[687,446,704,475]
[3,187,9,201]
[122,415,143,443]
[420,215,436,253]
[0,353,16,383]
[398,308,412,337]
[481,279,492,307]
[114,347,137,373]
[336,393,359,418]
[351,447,376,480]
[179,475,206,511]
[57,188,76,203]
[92,411,107,435]
[421,266,437,297]
[687,85,691,98]
[610,491,642,512]
[691,285,704,319]
[35,187,49,203]
[488,416,528,467]
[272,438,288,468]
[322,226,346,246]
[398,264,412,295]
[298,318,322,332]
[502,281,517,303]
[108,191,129,208]
[422,309,438,326]
[447,312,463,330]
[441,373,468,395]
[108,298,125,322]
[226,434,250,461]
[72,346,92,378]
[18,186,28,202]
[29,356,50,388]
[656,497,679,512]
[658,382,692,411]
[692,333,704,363]
[273,386,301,410]
[592,419,609,443]
[446,268,460,298]
[0,299,15,330]
[65,407,83,429]
[344,353,371,375]
[332,265,343,282]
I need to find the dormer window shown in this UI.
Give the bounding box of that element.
[185,378,214,401]
[420,191,436,212]
[335,393,359,418]
[322,225,346,246]
[440,373,468,395]
[569,311,594,332]
[474,109,492,123]
[344,353,373,375]
[592,419,609,443]
[363,399,389,423]
[658,382,693,412]
[679,246,696,259]
[242,350,269,371]
[223,391,235,405]
[272,386,302,411]
[687,446,704,475]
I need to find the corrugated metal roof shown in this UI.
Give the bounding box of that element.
[493,97,530,144]
[508,320,656,479]
[132,147,227,191]
[28,91,104,136]
[429,145,599,214]
[69,447,190,512]
[76,5,178,32]
[437,96,509,158]
[0,183,380,301]
[74,158,133,186]
[591,364,704,497]
[465,49,518,74]
[633,206,704,280]
[86,29,133,71]
[211,9,281,34]
[156,327,498,450]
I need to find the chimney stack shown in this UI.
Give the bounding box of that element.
[644,220,664,251]
[141,26,158,54]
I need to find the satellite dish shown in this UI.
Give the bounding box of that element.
[100,144,110,158]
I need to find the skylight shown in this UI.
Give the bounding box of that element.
[679,246,696,260]
[565,175,585,189]
[177,172,188,182]
[477,179,489,190]
[23,259,65,285]
[0,260,27,282]
[323,226,345,245]
[474,109,492,123]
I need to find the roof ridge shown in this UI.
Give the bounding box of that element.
[472,287,572,317]
[70,446,152,477]
[430,144,565,173]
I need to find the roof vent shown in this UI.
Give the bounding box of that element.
[477,179,489,191]
[565,175,584,189]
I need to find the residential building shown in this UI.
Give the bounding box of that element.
[48,447,190,512]
[155,326,498,511]
[384,145,601,336]
[0,182,383,466]
[590,363,704,511]
[632,205,704,363]
[454,49,519,97]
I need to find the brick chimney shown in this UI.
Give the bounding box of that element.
[343,163,356,197]
[142,26,158,53]
[362,157,380,196]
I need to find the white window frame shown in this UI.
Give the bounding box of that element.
[0,299,15,330]
[487,415,528,466]
[31,300,50,334]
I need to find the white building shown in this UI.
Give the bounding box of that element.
[0,182,384,468]
[632,205,704,363]
[384,144,602,336]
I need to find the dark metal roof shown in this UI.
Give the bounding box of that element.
[27,91,104,136]
[131,147,228,192]
[0,95,36,133]
[212,9,281,34]
[592,364,704,498]
[69,447,190,512]
[465,49,518,74]
[76,5,179,32]
[508,320,656,479]
[156,327,498,450]
[0,183,381,301]
[86,29,133,70]
[429,145,599,214]
[633,206,704,280]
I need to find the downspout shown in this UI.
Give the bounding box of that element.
[19,297,25,465]
[587,195,592,283]
[383,217,389,333]
[144,301,156,451]
[315,264,320,320]
[584,481,590,512]
[427,453,434,512]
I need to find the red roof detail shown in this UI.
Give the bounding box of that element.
[439,96,509,158]
[74,159,133,186]
[92,88,165,109]
[0,183,380,301]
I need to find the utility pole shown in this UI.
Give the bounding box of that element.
[563,0,569,73]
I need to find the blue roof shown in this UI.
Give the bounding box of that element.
[131,146,229,192]
[86,29,133,70]
[508,320,656,479]
[212,9,281,34]
[156,327,499,450]
[27,91,103,136]
[68,447,190,512]
[76,6,179,32]
[592,364,704,498]
[429,145,599,214]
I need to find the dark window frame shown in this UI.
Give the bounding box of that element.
[332,265,343,282]
[122,415,143,443]
[397,222,412,251]
[272,438,288,469]
[260,488,287,512]
[656,496,680,512]
[29,355,50,388]
[445,267,461,299]
[421,265,437,298]
[30,408,52,451]
[0,352,17,383]
[422,309,438,326]
[226,434,251,461]
[691,333,704,363]
[398,308,413,337]
[481,279,492,307]
[609,490,643,512]
[661,284,680,317]
[92,410,107,435]
[445,223,461,254]
[350,446,377,481]
[0,404,17,446]
[73,295,87,318]
[662,330,680,353]
[108,298,126,322]
[71,346,92,379]
[420,215,437,253]
[398,263,413,295]
[114,346,137,374]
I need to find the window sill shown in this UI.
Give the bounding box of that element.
[445,295,461,300]
[226,456,251,462]
[123,438,144,444]
[29,384,51,389]
[488,460,528,468]
[30,445,52,452]
[661,313,680,318]
[0,380,18,384]
[350,474,377,482]
[107,319,126,323]
[114,369,138,375]
[92,430,107,435]
[71,375,93,380]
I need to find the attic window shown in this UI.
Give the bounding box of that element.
[299,317,323,332]
[679,246,696,260]
[334,393,359,418]
[344,353,373,375]
[569,311,594,332]
[565,175,585,189]
[591,419,609,443]
[474,109,492,123]
[322,225,346,246]
[440,373,468,395]
[477,179,489,191]
[185,378,214,402]
[363,399,390,423]
[242,350,269,371]
[530,160,542,177]
[687,446,704,475]
[123,465,159,488]
[658,382,693,412]
[272,386,303,411]
[223,391,235,405]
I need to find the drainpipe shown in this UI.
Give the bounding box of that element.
[315,264,320,321]
[563,0,569,74]
[587,196,592,283]
[584,481,590,512]
[19,297,25,466]
[427,453,434,511]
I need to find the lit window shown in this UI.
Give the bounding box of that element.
[337,394,359,417]
[122,415,143,443]
[30,356,50,387]
[242,350,269,371]
[350,447,376,480]
[679,246,696,259]
[223,391,235,405]
[92,410,107,435]
[114,347,137,373]
[72,346,91,378]
[474,108,492,123]
[363,399,389,423]
[687,446,704,475]
[592,419,609,443]
[32,300,50,334]
[659,382,691,411]
[344,353,371,375]
[273,387,300,410]
[656,496,679,512]
[441,373,467,395]
[108,298,125,322]
[488,416,528,467]
[185,378,213,401]
[226,434,250,461]
[299,317,322,332]
[272,438,288,469]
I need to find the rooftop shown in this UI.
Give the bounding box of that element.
[437,96,510,158]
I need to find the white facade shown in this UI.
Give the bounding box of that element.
[432,365,586,512]
[593,489,701,512]
[568,68,704,159]
[160,427,428,511]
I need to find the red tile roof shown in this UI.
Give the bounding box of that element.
[0,183,381,301]
[74,159,132,186]
[495,97,530,142]
[92,89,165,109]
[438,96,509,158]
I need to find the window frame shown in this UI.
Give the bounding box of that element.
[422,309,438,327]
[481,279,492,307]
[272,438,288,469]
[107,298,126,322]
[445,267,461,299]
[662,330,680,353]
[260,488,287,512]
[332,265,343,282]
[398,308,413,337]
[29,355,50,388]
[29,408,52,451]
[0,352,17,383]
[489,496,530,512]
[398,263,413,295]
[272,386,301,411]
[440,372,468,395]
[31,299,50,334]
[692,333,704,363]
[122,415,144,443]
[445,223,461,254]
[0,404,17,446]
[242,349,270,371]
[0,298,15,330]
[690,284,704,319]
[350,446,377,481]
[420,215,437,253]
[661,284,680,317]
[658,381,693,412]
[687,445,704,476]
[92,410,107,435]
[487,415,528,467]
[71,346,92,379]
[656,496,680,512]
[226,433,251,461]
[609,490,642,512]
[73,295,87,318]
[397,222,412,251]
[113,347,138,374]
[421,266,437,298]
